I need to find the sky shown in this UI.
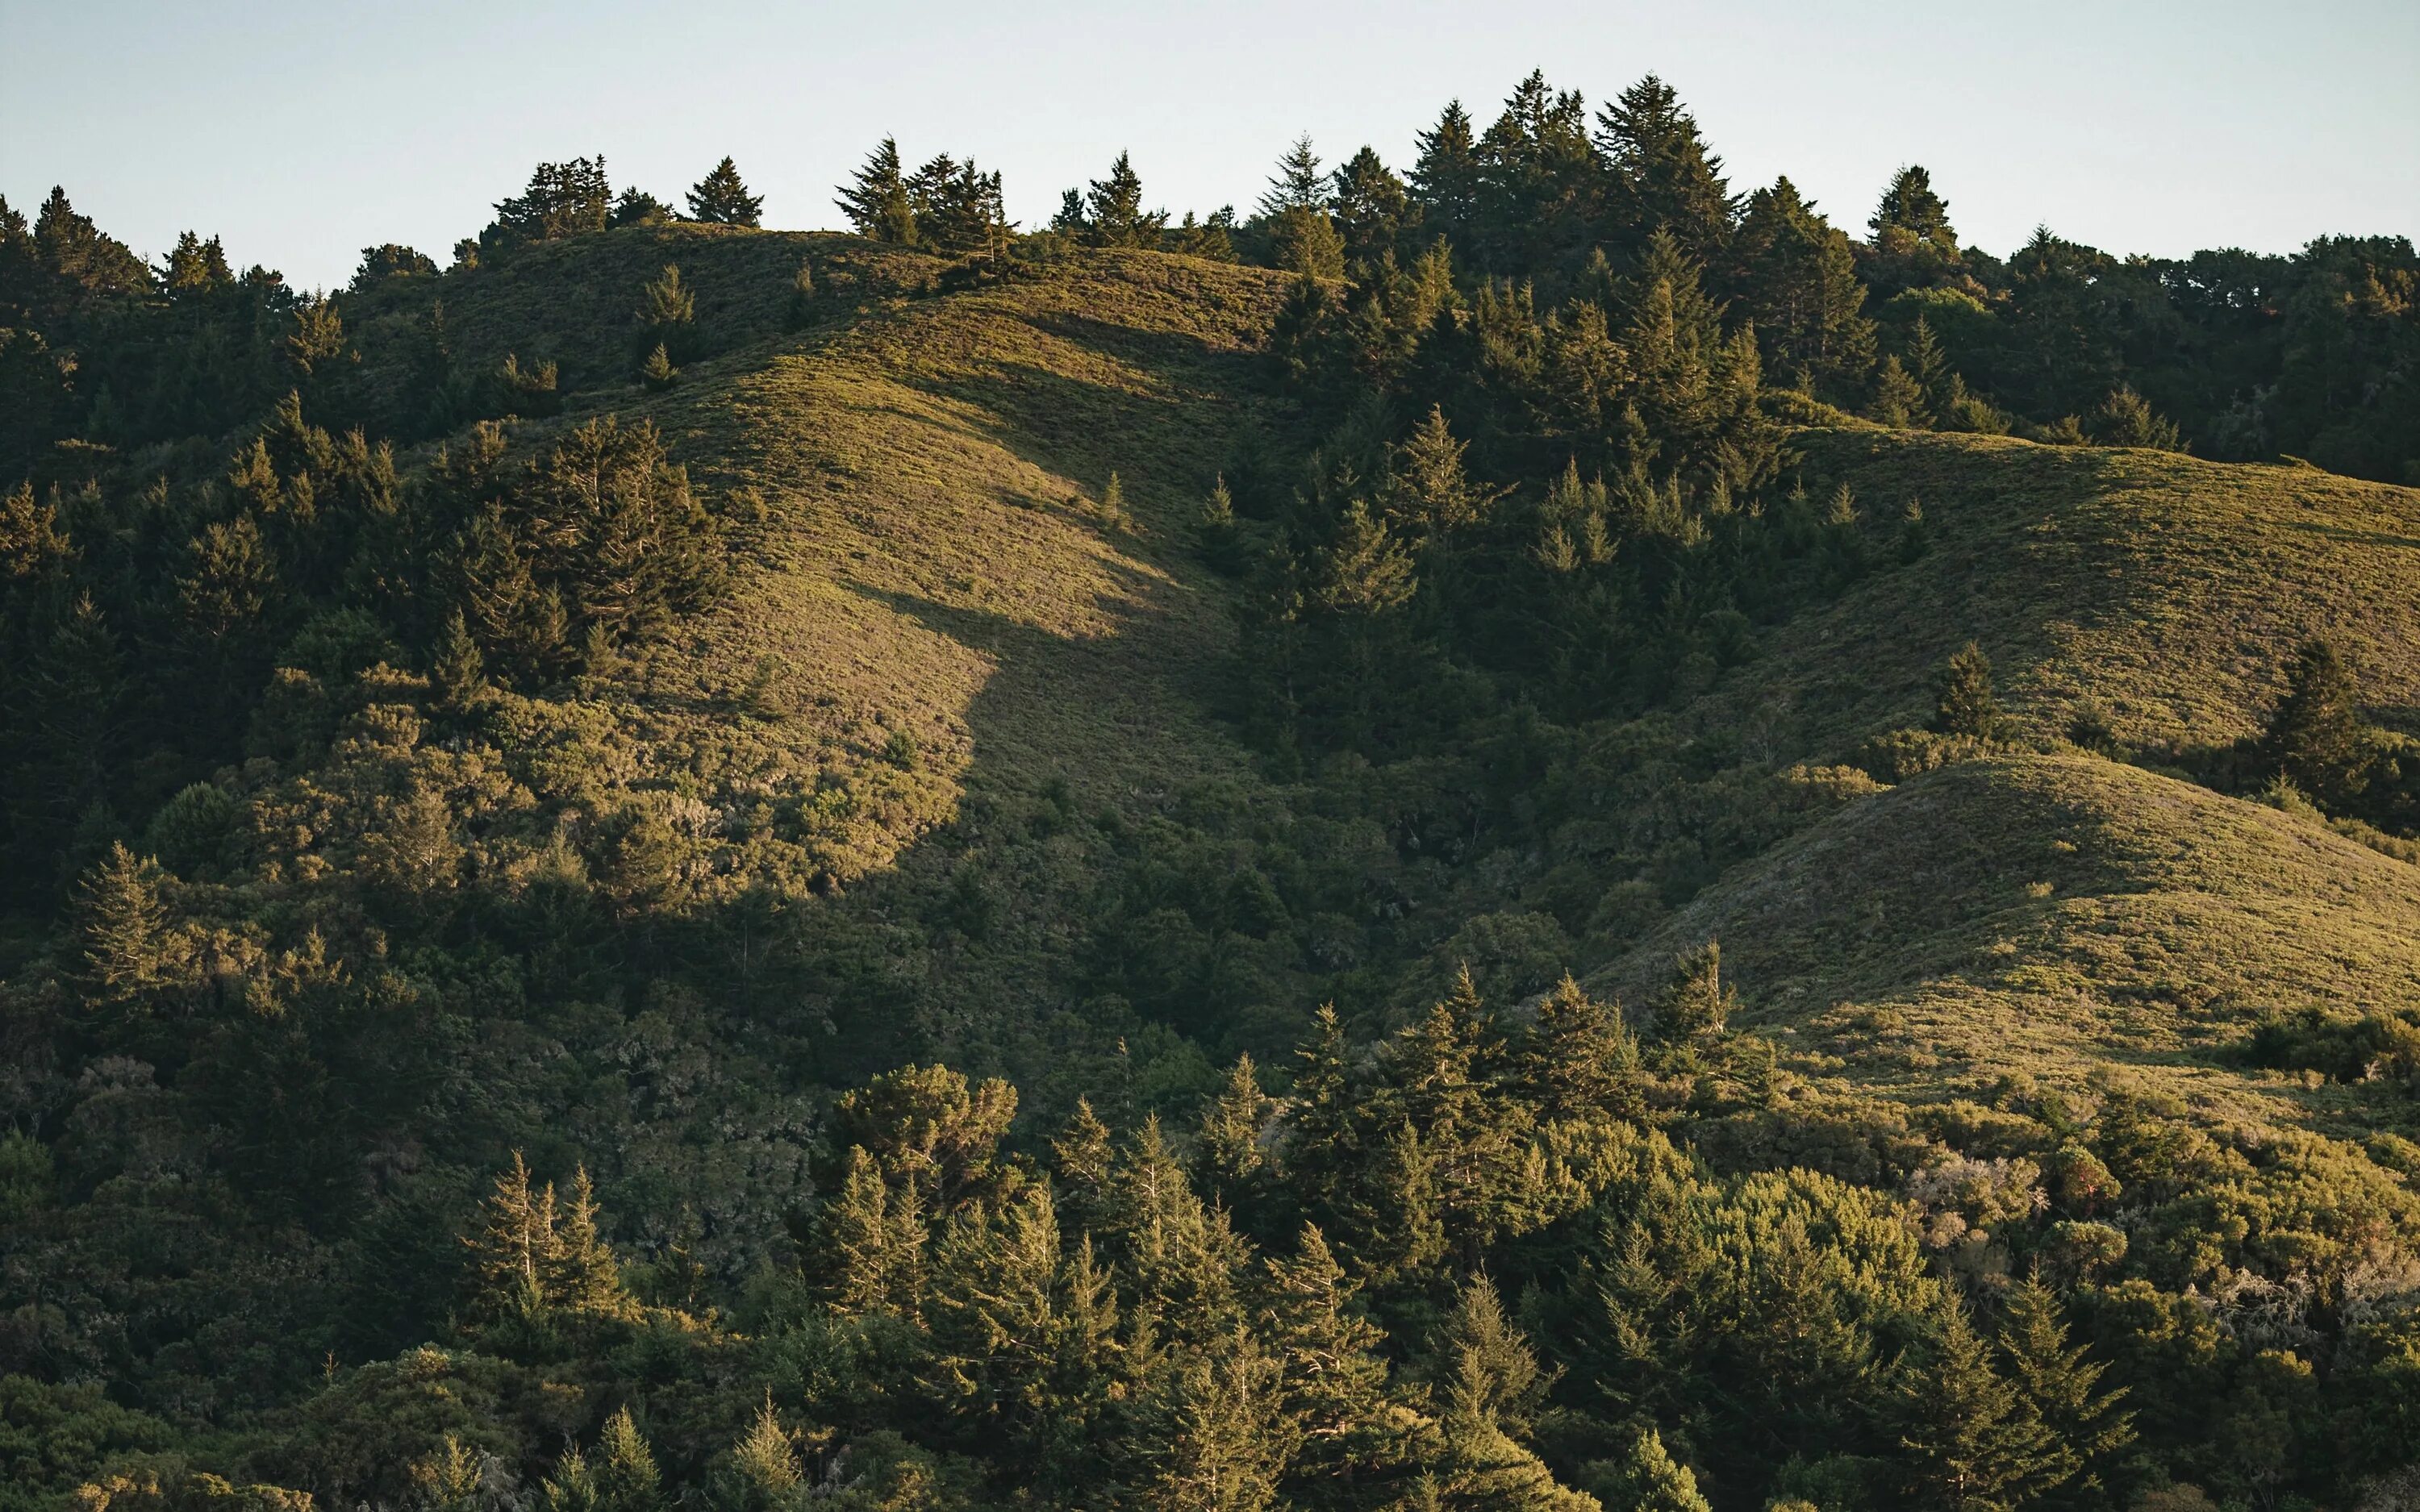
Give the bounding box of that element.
[2,0,2414,293]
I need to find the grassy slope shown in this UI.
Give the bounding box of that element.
[1594,431,2420,1135]
[364,228,1294,900]
[1684,431,2420,760]
[1603,753,2420,1130]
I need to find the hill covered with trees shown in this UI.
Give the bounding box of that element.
[2,74,2419,1512]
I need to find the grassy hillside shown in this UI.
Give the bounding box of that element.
[1600,752,2420,1129]
[1679,430,2420,760]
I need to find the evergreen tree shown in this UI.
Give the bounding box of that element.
[466,1151,559,1319]
[1411,101,1483,252]
[1053,1097,1118,1239]
[1734,177,1876,398]
[1580,1427,1709,1512]
[593,1407,666,1512]
[551,1166,629,1317]
[1259,135,1329,219]
[1331,147,1410,267]
[1263,1225,1407,1501]
[837,137,917,244]
[640,342,677,391]
[1596,74,1735,260]
[1868,166,1966,293]
[686,156,763,226]
[1521,975,1645,1123]
[634,263,695,358]
[1658,941,1735,1043]
[1086,152,1167,248]
[1270,206,1346,279]
[818,1143,925,1317]
[723,1397,803,1510]
[1868,354,1930,428]
[1934,642,2002,739]
[1998,1279,2134,1506]
[1899,1302,2062,1512]
[2262,639,2365,801]
[2088,385,2184,450]
[491,157,612,245]
[609,187,674,227]
[1140,1327,1297,1512]
[1195,1055,1271,1208]
[160,231,232,293]
[1429,1277,1600,1510]
[74,843,175,1014]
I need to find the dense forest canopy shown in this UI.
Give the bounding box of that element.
[3,68,2419,1512]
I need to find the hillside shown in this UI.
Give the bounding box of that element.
[7,204,2420,1509]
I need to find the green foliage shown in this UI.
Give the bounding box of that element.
[686,157,763,227]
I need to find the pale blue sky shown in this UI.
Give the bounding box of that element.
[3,0,2414,292]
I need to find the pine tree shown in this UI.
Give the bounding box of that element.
[1596,74,1735,260]
[1868,165,1964,293]
[837,138,916,244]
[1411,101,1483,252]
[2263,639,2366,802]
[1053,1098,1118,1239]
[1086,152,1166,248]
[1263,1225,1404,1497]
[724,1397,803,1509]
[1580,1427,1709,1512]
[160,231,232,293]
[1260,136,1329,219]
[1868,354,1931,428]
[551,1166,629,1316]
[1330,146,1409,266]
[1521,975,1644,1123]
[1734,177,1875,398]
[1934,642,2002,740]
[1195,1055,1270,1208]
[634,264,695,362]
[609,187,674,227]
[639,341,677,392]
[686,156,763,226]
[1899,1301,2062,1512]
[1285,1005,1362,1223]
[1270,206,1346,279]
[466,1151,559,1319]
[1141,1327,1297,1512]
[1429,1277,1600,1510]
[1658,941,1735,1043]
[2088,385,2184,451]
[74,842,176,1013]
[593,1407,665,1512]
[1998,1279,2134,1506]
[1198,475,1246,576]
[819,1143,924,1317]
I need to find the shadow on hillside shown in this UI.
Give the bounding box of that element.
[2282,519,2420,553]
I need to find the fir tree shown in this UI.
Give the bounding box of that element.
[1899,1302,2062,1512]
[609,187,674,227]
[1053,1098,1118,1239]
[2089,385,2184,451]
[160,231,232,292]
[593,1407,665,1512]
[1140,1327,1297,1512]
[820,1143,924,1317]
[1331,146,1409,266]
[466,1151,559,1319]
[1521,975,1645,1123]
[550,1166,629,1317]
[1411,101,1483,252]
[724,1397,803,1509]
[1869,354,1931,428]
[75,842,175,1013]
[1263,1225,1405,1499]
[1198,474,1246,576]
[1429,1277,1600,1510]
[1734,177,1876,398]
[685,156,763,226]
[640,342,677,391]
[2262,639,2365,801]
[1195,1055,1271,1208]
[1596,74,1736,260]
[1580,1427,1709,1512]
[1934,642,2002,739]
[1086,152,1166,248]
[1998,1279,2134,1506]
[1659,941,1736,1043]
[1260,135,1329,219]
[837,137,916,244]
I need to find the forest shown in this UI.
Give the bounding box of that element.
[3,67,2420,1512]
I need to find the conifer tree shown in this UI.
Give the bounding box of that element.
[724,1397,803,1510]
[820,1143,925,1317]
[1141,1327,1296,1512]
[1259,135,1329,219]
[1411,101,1483,252]
[1998,1279,2134,1504]
[593,1407,665,1512]
[1868,165,1965,292]
[1899,1301,2062,1512]
[1580,1427,1709,1512]
[1053,1097,1118,1239]
[1658,942,1735,1043]
[2263,639,2365,802]
[551,1166,629,1317]
[1086,152,1166,248]
[686,156,763,226]
[1934,642,2002,740]
[1596,75,1736,260]
[467,1151,559,1319]
[1734,177,1876,398]
[1331,146,1410,266]
[640,342,677,391]
[1195,1055,1271,1208]
[1263,1225,1404,1497]
[1429,1277,1600,1510]
[2088,385,2184,451]
[609,187,674,227]
[1521,975,1645,1123]
[1285,1005,1362,1222]
[1198,475,1246,576]
[75,842,175,1013]
[1868,354,1931,428]
[837,137,916,244]
[635,264,695,360]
